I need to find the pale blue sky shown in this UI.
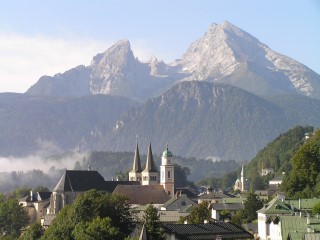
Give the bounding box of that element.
[0,0,319,93]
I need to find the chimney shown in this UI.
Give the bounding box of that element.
[307,214,310,225]
[176,190,182,198]
[30,191,33,202]
[299,199,301,209]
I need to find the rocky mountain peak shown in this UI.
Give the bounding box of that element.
[90,39,134,68]
[89,39,137,96]
[27,21,320,100]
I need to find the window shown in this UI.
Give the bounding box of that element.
[143,176,148,181]
[150,176,157,181]
[168,171,171,179]
[168,191,171,196]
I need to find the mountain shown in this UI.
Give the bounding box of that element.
[27,65,91,97]
[0,93,139,157]
[2,82,320,159]
[174,21,320,98]
[5,21,320,159]
[27,21,320,100]
[96,81,319,160]
[27,40,180,101]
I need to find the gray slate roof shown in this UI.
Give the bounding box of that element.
[210,203,244,211]
[52,170,139,193]
[162,194,197,212]
[162,222,253,240]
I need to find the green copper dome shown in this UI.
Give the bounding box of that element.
[162,147,173,158]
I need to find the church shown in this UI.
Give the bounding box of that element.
[234,165,249,192]
[128,142,175,198]
[39,142,175,226]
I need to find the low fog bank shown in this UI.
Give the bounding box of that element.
[0,151,89,193]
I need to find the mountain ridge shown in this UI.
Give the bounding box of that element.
[26,21,320,100]
[96,81,318,160]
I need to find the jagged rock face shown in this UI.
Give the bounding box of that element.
[27,65,91,97]
[89,40,137,97]
[27,21,320,100]
[174,21,320,98]
[89,39,179,101]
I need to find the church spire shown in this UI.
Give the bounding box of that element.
[130,141,142,173]
[143,142,157,172]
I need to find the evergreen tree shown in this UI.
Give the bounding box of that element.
[143,205,165,240]
[243,192,263,223]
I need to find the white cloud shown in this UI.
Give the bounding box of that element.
[0,33,160,93]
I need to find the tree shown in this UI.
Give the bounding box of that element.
[10,187,31,199]
[72,217,122,240]
[243,192,263,223]
[180,202,211,224]
[0,198,29,238]
[174,164,193,188]
[143,205,165,240]
[219,210,231,222]
[230,209,246,226]
[42,190,134,240]
[282,130,320,197]
[313,202,320,215]
[41,206,74,240]
[20,223,44,240]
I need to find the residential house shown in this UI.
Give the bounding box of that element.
[198,188,236,204]
[19,191,51,224]
[257,197,320,240]
[210,202,244,220]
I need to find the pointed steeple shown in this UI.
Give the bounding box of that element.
[130,141,142,173]
[143,142,157,172]
[241,165,245,191]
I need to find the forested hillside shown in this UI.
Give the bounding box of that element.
[196,126,314,191]
[282,129,320,198]
[244,125,313,190]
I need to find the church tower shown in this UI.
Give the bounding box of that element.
[141,143,159,185]
[129,141,142,182]
[160,145,174,197]
[241,165,244,191]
